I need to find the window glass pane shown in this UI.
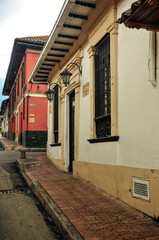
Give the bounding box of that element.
[95,33,111,137]
[54,85,58,143]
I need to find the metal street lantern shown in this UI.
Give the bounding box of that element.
[45,86,54,102]
[45,83,61,102]
[60,62,82,87]
[46,62,82,102]
[60,69,72,86]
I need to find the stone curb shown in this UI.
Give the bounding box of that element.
[16,159,84,240]
[0,140,15,151]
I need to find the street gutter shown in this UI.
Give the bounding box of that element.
[17,159,84,240]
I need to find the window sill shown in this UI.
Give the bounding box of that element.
[87,136,119,144]
[50,143,61,147]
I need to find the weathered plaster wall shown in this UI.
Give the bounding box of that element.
[117,3,159,170]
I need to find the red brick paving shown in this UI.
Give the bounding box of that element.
[0,135,24,150]
[22,156,159,240]
[1,136,159,239]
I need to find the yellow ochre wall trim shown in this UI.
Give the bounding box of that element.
[73,161,159,218]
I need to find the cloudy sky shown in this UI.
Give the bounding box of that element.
[0,0,64,97]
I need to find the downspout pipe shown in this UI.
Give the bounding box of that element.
[27,95,29,131]
[149,31,157,87]
[31,79,48,85]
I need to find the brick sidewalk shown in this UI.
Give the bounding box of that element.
[0,135,24,151]
[21,156,159,240]
[1,135,159,239]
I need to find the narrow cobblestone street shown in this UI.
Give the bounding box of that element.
[1,137,159,239]
[0,148,63,240]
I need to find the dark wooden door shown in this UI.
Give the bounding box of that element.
[69,91,75,172]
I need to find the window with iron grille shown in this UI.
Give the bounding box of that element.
[95,33,111,138]
[54,85,59,143]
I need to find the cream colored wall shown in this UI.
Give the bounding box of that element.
[47,96,62,161]
[78,1,119,165]
[47,101,53,144]
[117,6,159,170]
[79,45,91,163]
[75,0,159,217]
[49,145,61,159]
[79,48,118,165]
[47,0,119,169]
[117,0,137,16]
[3,107,9,133]
[46,0,159,218]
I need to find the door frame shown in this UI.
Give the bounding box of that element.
[69,91,75,172]
[64,82,80,173]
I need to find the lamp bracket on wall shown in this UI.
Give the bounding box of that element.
[60,62,82,86]
[45,82,61,102]
[65,62,82,75]
[49,82,61,90]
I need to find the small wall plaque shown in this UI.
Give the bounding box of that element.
[83,82,89,97]
[29,117,35,123]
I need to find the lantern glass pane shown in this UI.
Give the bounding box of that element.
[60,69,72,86]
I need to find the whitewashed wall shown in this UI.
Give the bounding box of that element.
[117,0,159,170]
[78,0,159,170]
[79,45,91,163]
[79,45,118,165]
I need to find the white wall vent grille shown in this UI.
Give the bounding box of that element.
[132,177,150,201]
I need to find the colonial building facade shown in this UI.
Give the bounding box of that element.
[3,36,48,147]
[0,98,9,137]
[29,0,159,218]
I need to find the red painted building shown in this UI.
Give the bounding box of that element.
[3,36,49,147]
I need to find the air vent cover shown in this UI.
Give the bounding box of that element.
[133,177,150,201]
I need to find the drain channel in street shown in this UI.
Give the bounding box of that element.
[0,142,4,151]
[0,189,26,194]
[0,150,64,240]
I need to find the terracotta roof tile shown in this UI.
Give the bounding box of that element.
[117,0,144,23]
[16,35,49,44]
[117,0,159,31]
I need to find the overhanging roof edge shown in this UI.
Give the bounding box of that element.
[28,0,75,83]
[3,37,47,95]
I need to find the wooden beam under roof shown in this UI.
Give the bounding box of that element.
[54,41,73,46]
[50,47,69,52]
[37,71,49,75]
[75,0,96,8]
[44,58,60,63]
[42,63,55,67]
[40,67,52,71]
[58,34,78,40]
[63,24,82,30]
[35,75,48,78]
[69,13,88,20]
[47,53,65,58]
[125,21,159,31]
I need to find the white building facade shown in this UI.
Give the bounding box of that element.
[0,99,9,137]
[29,0,159,218]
